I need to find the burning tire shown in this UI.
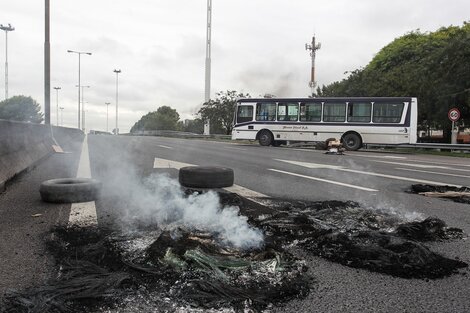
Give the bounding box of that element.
[39,178,102,203]
[179,166,234,188]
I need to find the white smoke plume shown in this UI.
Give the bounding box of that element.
[99,159,264,250]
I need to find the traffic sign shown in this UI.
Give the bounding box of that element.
[448,108,461,122]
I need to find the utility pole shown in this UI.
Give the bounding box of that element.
[53,87,61,125]
[0,23,15,100]
[44,0,51,124]
[305,35,321,97]
[59,107,64,126]
[67,50,92,129]
[77,85,90,131]
[113,69,121,135]
[105,102,110,132]
[203,0,212,135]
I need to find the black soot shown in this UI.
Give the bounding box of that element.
[1,193,467,313]
[409,184,470,204]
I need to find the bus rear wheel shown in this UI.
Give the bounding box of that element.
[258,130,273,146]
[342,133,362,151]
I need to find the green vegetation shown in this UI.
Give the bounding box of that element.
[0,95,44,123]
[198,90,251,135]
[317,22,470,139]
[130,106,181,133]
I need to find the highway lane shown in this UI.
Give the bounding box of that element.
[0,146,81,297]
[87,135,470,232]
[86,135,470,312]
[1,134,469,312]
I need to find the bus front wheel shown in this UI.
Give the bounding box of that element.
[258,130,273,146]
[342,133,362,151]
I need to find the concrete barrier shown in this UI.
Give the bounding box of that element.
[0,119,84,192]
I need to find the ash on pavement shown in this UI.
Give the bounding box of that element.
[2,192,467,313]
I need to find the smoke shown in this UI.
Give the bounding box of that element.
[98,155,264,250]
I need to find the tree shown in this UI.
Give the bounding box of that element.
[0,95,44,123]
[317,22,470,138]
[131,105,180,132]
[182,118,204,134]
[198,90,251,135]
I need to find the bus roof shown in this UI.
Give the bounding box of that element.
[236,97,415,103]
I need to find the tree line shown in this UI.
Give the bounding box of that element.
[317,22,470,138]
[130,90,249,135]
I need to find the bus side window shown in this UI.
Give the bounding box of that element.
[256,103,276,121]
[300,103,321,122]
[237,106,254,123]
[323,103,346,122]
[348,102,371,122]
[373,103,404,123]
[278,103,298,121]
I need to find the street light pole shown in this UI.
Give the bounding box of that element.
[113,69,121,135]
[204,0,212,135]
[0,23,15,100]
[53,87,61,125]
[105,102,110,132]
[67,50,91,130]
[45,0,50,124]
[59,107,64,126]
[80,85,90,131]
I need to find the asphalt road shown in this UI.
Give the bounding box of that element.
[1,134,470,312]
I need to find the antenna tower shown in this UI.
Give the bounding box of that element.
[305,36,321,96]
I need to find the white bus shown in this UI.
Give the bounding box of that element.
[231,97,417,150]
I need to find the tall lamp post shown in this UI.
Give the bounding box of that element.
[204,0,212,135]
[113,69,121,135]
[53,86,61,125]
[105,102,110,132]
[76,85,90,131]
[59,107,64,126]
[0,23,15,100]
[67,50,91,129]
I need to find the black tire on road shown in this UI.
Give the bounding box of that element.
[342,133,362,151]
[40,178,102,203]
[179,166,234,188]
[258,130,273,146]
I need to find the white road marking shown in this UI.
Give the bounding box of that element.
[268,169,378,192]
[154,158,193,169]
[276,159,461,187]
[373,160,470,172]
[157,145,173,149]
[351,154,407,160]
[69,135,98,226]
[395,167,470,179]
[224,185,267,198]
[153,157,268,201]
[226,147,247,151]
[373,160,448,169]
[405,159,470,168]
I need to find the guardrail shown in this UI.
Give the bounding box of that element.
[365,143,470,151]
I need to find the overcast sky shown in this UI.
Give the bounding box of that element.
[1,0,469,132]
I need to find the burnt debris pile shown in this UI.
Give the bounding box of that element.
[2,224,311,313]
[2,194,468,313]
[254,199,467,279]
[410,184,470,204]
